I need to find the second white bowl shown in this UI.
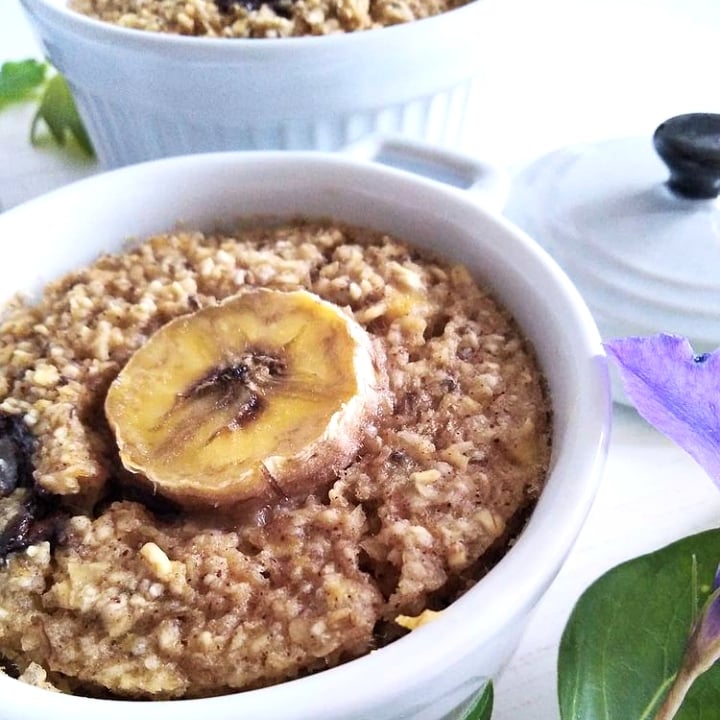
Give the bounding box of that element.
[19,0,500,167]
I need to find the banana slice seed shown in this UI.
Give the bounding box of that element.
[105,288,386,509]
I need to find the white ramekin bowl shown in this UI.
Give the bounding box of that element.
[0,144,611,720]
[19,0,500,168]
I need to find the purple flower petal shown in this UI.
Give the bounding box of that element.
[707,565,720,643]
[604,334,720,487]
[704,590,720,643]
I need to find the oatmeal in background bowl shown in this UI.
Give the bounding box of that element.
[18,0,498,166]
[0,151,610,720]
[69,0,468,37]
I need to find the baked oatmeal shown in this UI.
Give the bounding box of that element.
[68,0,469,37]
[0,221,551,699]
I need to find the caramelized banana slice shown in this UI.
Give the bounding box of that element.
[105,289,386,508]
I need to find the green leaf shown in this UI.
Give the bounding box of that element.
[0,59,47,107]
[459,681,493,720]
[558,529,720,720]
[30,74,94,157]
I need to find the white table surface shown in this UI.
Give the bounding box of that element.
[2,0,720,717]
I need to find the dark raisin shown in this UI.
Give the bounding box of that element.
[0,412,36,497]
[268,0,294,18]
[0,494,68,563]
[0,656,20,679]
[213,0,294,16]
[441,376,458,392]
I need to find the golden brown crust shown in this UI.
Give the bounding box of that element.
[0,221,551,698]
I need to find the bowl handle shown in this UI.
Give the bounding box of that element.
[341,135,509,211]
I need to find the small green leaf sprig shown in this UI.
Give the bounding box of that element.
[0,58,46,105]
[0,58,94,157]
[461,682,493,720]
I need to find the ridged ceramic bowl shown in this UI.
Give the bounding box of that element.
[0,144,611,719]
[19,0,499,168]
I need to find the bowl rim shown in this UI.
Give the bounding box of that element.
[0,150,612,719]
[19,0,494,53]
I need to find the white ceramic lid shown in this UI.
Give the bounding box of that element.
[504,114,720,361]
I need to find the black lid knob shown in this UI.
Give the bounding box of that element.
[653,113,720,200]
